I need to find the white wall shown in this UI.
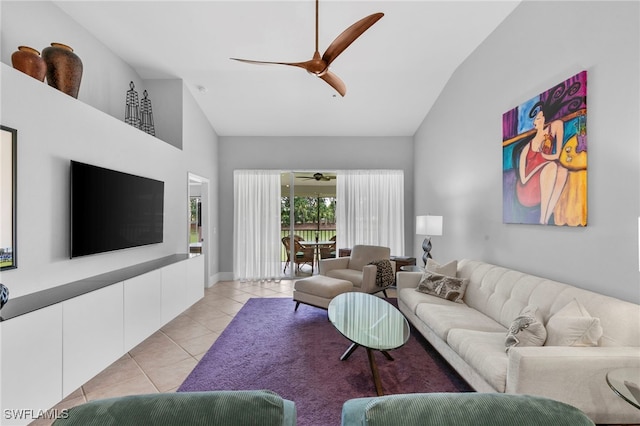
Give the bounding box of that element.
[414,1,640,303]
[182,86,219,285]
[1,1,143,122]
[217,136,414,275]
[0,2,219,297]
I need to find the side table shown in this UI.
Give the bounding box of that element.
[390,256,416,271]
[400,265,424,272]
[606,367,640,410]
[338,248,352,257]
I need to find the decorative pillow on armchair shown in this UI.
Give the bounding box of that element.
[505,305,547,352]
[416,271,468,303]
[545,299,603,346]
[368,259,395,288]
[426,258,458,277]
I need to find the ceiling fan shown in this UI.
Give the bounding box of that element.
[300,172,336,181]
[230,0,383,97]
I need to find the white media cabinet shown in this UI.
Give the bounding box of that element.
[0,253,204,425]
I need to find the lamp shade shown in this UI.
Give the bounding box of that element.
[416,215,443,236]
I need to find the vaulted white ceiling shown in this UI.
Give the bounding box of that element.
[54,1,520,137]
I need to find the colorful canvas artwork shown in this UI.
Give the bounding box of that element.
[502,71,587,226]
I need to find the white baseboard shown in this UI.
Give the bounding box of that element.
[208,272,234,286]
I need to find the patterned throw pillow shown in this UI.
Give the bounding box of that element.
[416,271,468,303]
[505,305,547,352]
[368,259,395,288]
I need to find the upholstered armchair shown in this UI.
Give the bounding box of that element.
[319,245,394,296]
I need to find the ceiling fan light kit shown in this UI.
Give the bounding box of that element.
[231,0,383,97]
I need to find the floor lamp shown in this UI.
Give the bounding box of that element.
[416,215,443,266]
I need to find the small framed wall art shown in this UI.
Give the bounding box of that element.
[0,125,17,269]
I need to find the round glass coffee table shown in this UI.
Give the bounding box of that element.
[328,292,410,396]
[606,367,640,409]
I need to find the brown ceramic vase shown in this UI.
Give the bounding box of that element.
[42,42,83,98]
[11,46,47,82]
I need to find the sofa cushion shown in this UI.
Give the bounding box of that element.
[415,302,505,341]
[326,269,364,288]
[505,305,547,352]
[426,258,458,277]
[447,329,509,392]
[416,271,468,303]
[546,299,603,347]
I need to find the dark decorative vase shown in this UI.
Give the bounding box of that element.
[11,46,47,81]
[42,42,83,98]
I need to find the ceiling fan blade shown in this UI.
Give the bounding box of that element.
[230,57,314,72]
[319,71,346,97]
[322,12,383,66]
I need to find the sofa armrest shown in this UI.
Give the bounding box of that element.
[396,271,423,290]
[359,264,378,293]
[319,257,350,275]
[506,346,640,424]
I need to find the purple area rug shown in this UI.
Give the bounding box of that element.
[178,297,472,426]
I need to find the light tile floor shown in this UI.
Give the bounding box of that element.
[30,279,299,426]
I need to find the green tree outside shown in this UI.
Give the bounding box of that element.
[281,196,336,226]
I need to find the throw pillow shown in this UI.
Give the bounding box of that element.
[416,271,468,303]
[426,258,457,277]
[545,299,603,347]
[368,259,395,288]
[505,305,547,352]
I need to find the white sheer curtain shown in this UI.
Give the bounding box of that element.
[336,170,405,255]
[233,170,282,281]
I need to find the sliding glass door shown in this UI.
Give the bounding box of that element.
[281,172,337,279]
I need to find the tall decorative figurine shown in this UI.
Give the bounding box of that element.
[125,81,140,129]
[139,90,156,136]
[0,284,9,309]
[42,42,83,98]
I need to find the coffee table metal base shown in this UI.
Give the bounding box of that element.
[340,343,394,396]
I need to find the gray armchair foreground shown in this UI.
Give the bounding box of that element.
[319,245,394,296]
[341,392,594,426]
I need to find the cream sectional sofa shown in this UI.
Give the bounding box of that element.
[396,259,640,424]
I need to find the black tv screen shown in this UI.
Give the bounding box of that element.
[70,161,164,258]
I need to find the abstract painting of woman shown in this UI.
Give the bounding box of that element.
[503,71,587,226]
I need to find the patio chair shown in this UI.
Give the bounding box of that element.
[320,235,337,259]
[282,236,314,274]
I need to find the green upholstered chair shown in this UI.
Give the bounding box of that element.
[53,390,296,426]
[341,392,594,426]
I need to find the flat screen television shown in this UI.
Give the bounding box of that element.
[70,161,164,258]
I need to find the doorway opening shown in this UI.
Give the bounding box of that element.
[280,171,337,278]
[188,173,209,283]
